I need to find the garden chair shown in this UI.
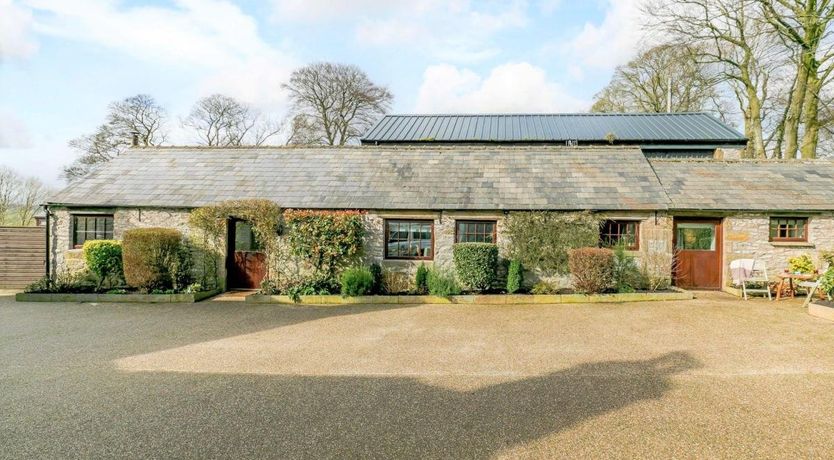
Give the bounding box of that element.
[730,258,772,300]
[799,262,830,308]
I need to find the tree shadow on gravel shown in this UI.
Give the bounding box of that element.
[3,351,701,459]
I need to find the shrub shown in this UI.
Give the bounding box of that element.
[822,251,834,267]
[788,254,815,274]
[819,267,834,298]
[382,270,412,294]
[285,274,340,302]
[340,266,375,296]
[82,240,123,290]
[612,245,640,293]
[453,243,498,292]
[415,263,429,294]
[427,267,461,296]
[504,211,599,276]
[530,280,558,295]
[568,247,614,294]
[259,278,278,295]
[24,270,87,293]
[369,263,383,294]
[506,260,523,294]
[122,228,190,291]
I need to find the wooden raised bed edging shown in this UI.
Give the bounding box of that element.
[15,289,222,303]
[808,300,834,322]
[246,288,693,305]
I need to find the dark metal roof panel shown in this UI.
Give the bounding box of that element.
[362,113,747,144]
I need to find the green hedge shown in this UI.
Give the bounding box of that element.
[82,240,123,290]
[122,228,191,291]
[340,266,375,296]
[506,260,523,294]
[427,267,461,296]
[453,243,498,292]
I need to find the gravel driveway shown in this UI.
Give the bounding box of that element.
[2,292,833,459]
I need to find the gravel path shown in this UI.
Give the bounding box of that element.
[2,293,833,459]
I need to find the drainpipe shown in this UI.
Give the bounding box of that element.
[44,205,50,278]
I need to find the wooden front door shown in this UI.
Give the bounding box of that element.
[673,219,723,289]
[227,220,266,290]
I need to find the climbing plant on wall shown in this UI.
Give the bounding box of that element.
[282,210,365,280]
[188,199,282,288]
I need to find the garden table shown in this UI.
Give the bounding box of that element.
[775,273,815,301]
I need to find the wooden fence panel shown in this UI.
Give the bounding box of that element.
[0,227,46,289]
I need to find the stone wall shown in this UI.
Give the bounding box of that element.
[723,214,834,283]
[49,207,677,291]
[47,208,225,286]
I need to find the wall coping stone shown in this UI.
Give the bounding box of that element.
[245,290,693,305]
[15,289,221,303]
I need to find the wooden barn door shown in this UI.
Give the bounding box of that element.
[226,220,266,290]
[673,219,723,290]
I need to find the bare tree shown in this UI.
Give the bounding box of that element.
[107,94,168,146]
[14,177,48,226]
[282,62,393,145]
[645,0,780,158]
[64,124,128,182]
[183,94,281,147]
[592,44,730,117]
[0,166,20,225]
[63,94,167,181]
[759,0,834,159]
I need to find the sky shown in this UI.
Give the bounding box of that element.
[0,0,647,186]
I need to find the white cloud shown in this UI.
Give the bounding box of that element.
[414,62,587,113]
[560,0,644,71]
[355,0,527,62]
[0,0,37,59]
[270,0,411,22]
[25,0,297,110]
[273,0,528,63]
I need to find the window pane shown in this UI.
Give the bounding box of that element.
[456,221,496,244]
[770,217,808,241]
[386,220,433,259]
[676,223,715,250]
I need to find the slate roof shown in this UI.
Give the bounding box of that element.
[649,159,834,211]
[48,146,670,211]
[361,113,747,145]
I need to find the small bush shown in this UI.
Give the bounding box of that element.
[24,270,86,293]
[530,280,558,295]
[788,254,815,274]
[568,248,614,294]
[382,270,412,294]
[122,228,189,291]
[819,267,834,298]
[506,260,523,294]
[822,251,834,267]
[340,266,375,296]
[612,245,640,293]
[453,243,498,292]
[82,240,123,290]
[415,263,429,294]
[369,263,383,294]
[259,278,278,295]
[427,267,461,296]
[285,274,340,302]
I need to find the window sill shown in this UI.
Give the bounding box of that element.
[770,241,815,248]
